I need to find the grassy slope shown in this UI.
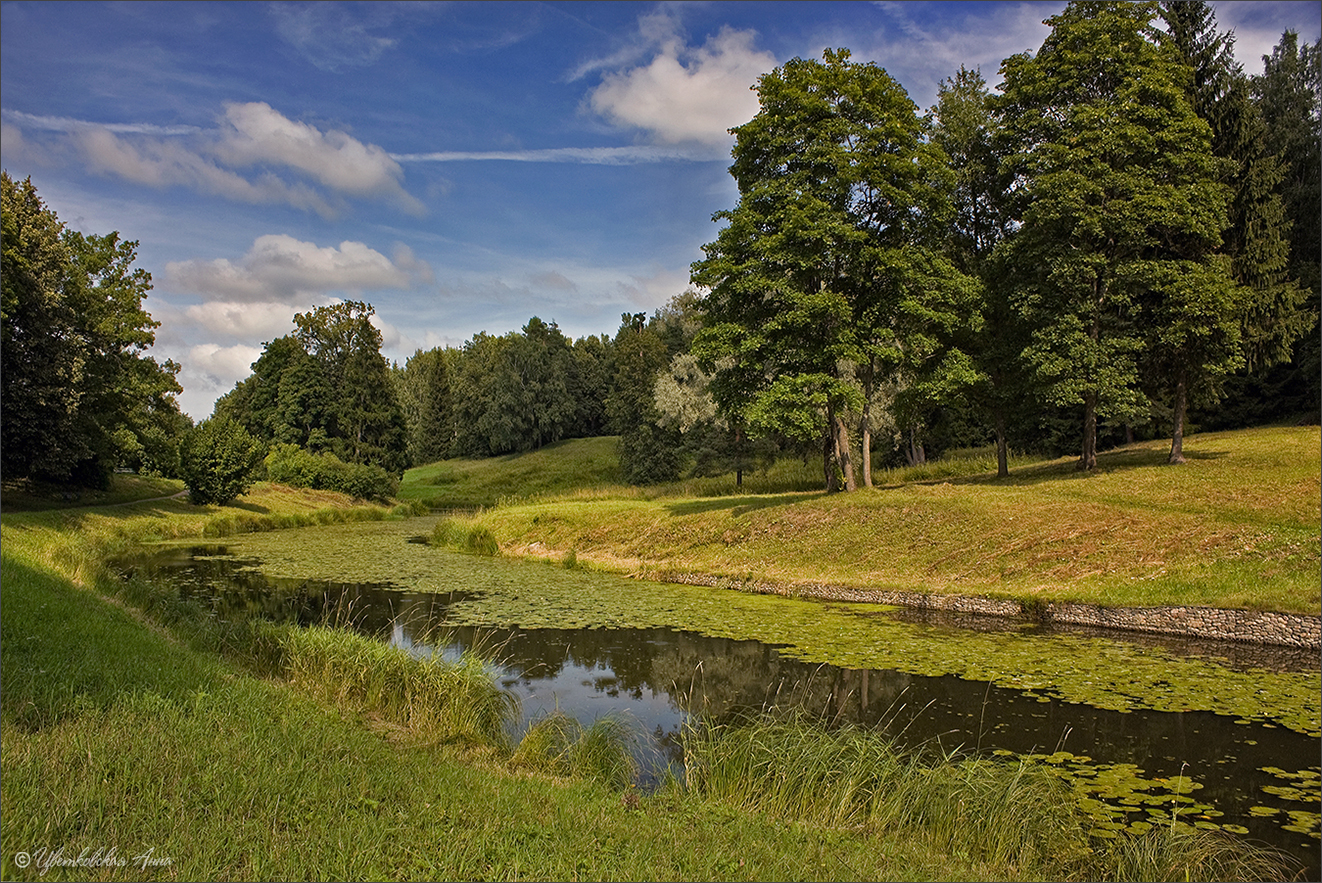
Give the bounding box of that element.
[0,481,1057,882]
[406,426,1322,614]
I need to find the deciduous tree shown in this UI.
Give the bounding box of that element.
[995,1,1237,468]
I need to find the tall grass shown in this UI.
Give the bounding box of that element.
[252,623,517,748]
[430,515,500,555]
[680,712,1088,871]
[677,711,1298,881]
[511,711,639,789]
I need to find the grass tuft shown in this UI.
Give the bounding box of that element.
[512,711,639,789]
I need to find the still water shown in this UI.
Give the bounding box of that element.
[120,516,1321,876]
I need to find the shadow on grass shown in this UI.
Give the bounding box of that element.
[928,445,1232,490]
[0,557,223,732]
[664,491,827,518]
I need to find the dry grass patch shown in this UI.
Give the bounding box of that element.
[476,426,1319,613]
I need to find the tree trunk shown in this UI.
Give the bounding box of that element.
[860,361,874,488]
[905,426,926,467]
[995,410,1009,478]
[735,424,744,488]
[860,413,872,488]
[830,412,861,489]
[1080,391,1097,470]
[1169,374,1188,465]
[823,424,838,492]
[835,413,857,491]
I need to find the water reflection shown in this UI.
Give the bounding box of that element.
[121,545,1321,877]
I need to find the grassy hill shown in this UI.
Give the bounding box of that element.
[407,426,1321,614]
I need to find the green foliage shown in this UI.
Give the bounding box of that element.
[263,443,399,502]
[511,712,638,789]
[1,173,184,485]
[608,313,683,484]
[180,416,265,505]
[218,304,409,475]
[395,347,453,466]
[429,517,500,556]
[994,0,1239,468]
[692,49,979,492]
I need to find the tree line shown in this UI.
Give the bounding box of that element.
[3,2,1317,498]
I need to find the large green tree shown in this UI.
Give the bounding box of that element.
[931,66,1025,477]
[607,312,681,484]
[1252,30,1321,420]
[293,301,408,473]
[1159,3,1310,428]
[1,172,183,486]
[692,49,977,491]
[994,1,1237,468]
[395,347,453,466]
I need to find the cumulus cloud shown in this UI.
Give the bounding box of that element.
[585,18,776,148]
[211,102,422,213]
[165,234,435,303]
[4,103,424,217]
[183,300,307,340]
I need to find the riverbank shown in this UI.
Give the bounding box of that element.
[6,482,1296,880]
[417,426,1319,643]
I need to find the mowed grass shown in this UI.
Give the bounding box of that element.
[423,426,1321,614]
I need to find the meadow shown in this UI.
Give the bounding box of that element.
[2,425,1315,881]
[406,425,1322,614]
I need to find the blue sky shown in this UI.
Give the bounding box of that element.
[3,1,1318,419]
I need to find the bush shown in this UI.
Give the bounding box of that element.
[180,417,265,505]
[263,443,399,502]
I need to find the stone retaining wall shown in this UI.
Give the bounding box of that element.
[657,571,1321,650]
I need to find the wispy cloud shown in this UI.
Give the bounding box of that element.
[3,110,202,136]
[391,145,727,164]
[269,2,399,72]
[841,2,1060,109]
[4,103,425,217]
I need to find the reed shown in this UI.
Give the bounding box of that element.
[674,711,1297,880]
[430,516,500,556]
[511,711,639,789]
[255,622,517,748]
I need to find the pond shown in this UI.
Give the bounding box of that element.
[120,516,1321,877]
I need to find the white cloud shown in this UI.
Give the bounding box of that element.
[616,265,691,309]
[4,103,424,217]
[844,2,1061,109]
[183,300,305,340]
[531,270,578,293]
[188,341,264,381]
[1211,1,1322,77]
[211,102,423,214]
[586,22,777,147]
[176,341,265,417]
[391,144,726,164]
[165,234,435,303]
[70,124,340,217]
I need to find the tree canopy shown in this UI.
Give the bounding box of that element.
[1,172,184,486]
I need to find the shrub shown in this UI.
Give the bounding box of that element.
[180,417,265,505]
[264,443,398,502]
